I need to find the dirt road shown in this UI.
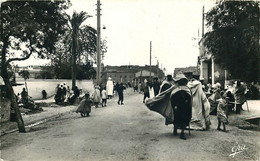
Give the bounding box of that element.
[1,91,260,161]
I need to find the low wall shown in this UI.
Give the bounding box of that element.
[0,98,11,123]
[13,79,95,100]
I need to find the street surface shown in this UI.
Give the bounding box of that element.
[1,90,260,161]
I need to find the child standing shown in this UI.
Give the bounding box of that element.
[101,87,107,107]
[217,91,229,132]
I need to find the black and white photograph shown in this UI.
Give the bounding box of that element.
[0,0,260,160]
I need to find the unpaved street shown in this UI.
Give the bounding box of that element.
[1,92,260,161]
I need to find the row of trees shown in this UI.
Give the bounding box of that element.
[0,1,106,132]
[203,1,260,83]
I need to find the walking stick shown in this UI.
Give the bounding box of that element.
[246,100,249,112]
[189,123,191,136]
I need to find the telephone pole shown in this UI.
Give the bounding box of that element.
[150,41,152,81]
[202,5,204,37]
[96,0,101,84]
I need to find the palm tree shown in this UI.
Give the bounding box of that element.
[67,11,91,89]
[18,69,30,93]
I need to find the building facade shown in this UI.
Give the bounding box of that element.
[101,65,164,85]
[198,39,232,88]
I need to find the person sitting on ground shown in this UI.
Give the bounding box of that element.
[69,86,80,105]
[55,85,63,104]
[42,90,47,99]
[217,91,229,132]
[21,88,28,105]
[76,92,92,117]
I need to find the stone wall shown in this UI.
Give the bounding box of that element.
[0,98,11,122]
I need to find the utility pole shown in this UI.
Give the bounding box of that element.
[96,0,101,85]
[202,5,204,37]
[150,41,152,81]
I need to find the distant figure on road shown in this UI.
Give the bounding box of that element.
[92,86,101,108]
[153,77,161,96]
[138,82,142,93]
[106,77,114,99]
[143,82,150,103]
[117,83,126,105]
[101,87,107,107]
[76,92,92,117]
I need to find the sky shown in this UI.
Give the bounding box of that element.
[13,0,216,75]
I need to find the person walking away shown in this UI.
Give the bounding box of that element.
[106,77,114,99]
[117,83,126,105]
[92,86,101,108]
[101,87,107,107]
[143,82,150,103]
[217,91,229,132]
[233,80,246,114]
[171,74,192,140]
[115,82,119,96]
[138,82,142,93]
[76,92,92,117]
[153,77,161,96]
[159,75,174,93]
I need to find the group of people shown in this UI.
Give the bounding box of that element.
[76,77,127,117]
[145,74,192,140]
[16,88,38,110]
[54,83,80,105]
[144,74,255,140]
[207,80,248,115]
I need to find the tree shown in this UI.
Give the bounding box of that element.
[67,11,91,90]
[0,1,69,132]
[203,1,260,83]
[18,69,30,92]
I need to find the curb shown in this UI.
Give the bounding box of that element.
[1,109,75,136]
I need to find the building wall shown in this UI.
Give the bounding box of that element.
[104,72,136,84]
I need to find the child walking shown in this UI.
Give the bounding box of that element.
[217,91,229,132]
[101,87,107,107]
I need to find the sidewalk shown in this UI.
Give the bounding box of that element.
[0,88,135,136]
[1,100,77,136]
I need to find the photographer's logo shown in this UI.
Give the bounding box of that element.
[229,143,248,158]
